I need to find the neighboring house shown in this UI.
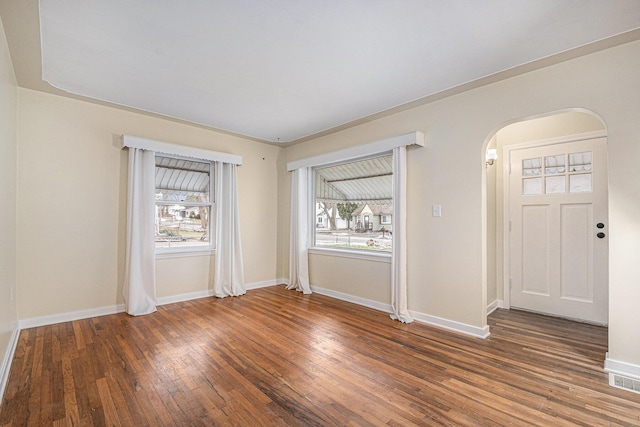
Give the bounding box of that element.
[353,203,392,233]
[315,203,348,229]
[318,202,392,232]
[315,203,328,228]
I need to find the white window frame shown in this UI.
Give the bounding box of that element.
[122,134,243,259]
[287,131,424,263]
[155,153,216,258]
[310,152,393,258]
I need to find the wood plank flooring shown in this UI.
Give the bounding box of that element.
[1,285,640,426]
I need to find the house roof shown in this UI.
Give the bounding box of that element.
[371,204,392,216]
[316,155,392,204]
[353,203,392,216]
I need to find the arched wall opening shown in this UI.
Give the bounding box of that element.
[483,109,607,321]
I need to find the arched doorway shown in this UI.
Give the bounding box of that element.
[485,110,608,325]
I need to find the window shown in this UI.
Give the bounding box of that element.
[522,151,593,195]
[313,154,393,252]
[155,154,214,251]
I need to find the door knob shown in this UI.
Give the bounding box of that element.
[596,223,605,229]
[597,232,605,238]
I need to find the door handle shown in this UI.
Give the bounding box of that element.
[597,232,606,238]
[596,223,605,229]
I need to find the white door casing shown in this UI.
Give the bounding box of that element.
[507,136,608,324]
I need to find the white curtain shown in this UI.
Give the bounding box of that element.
[390,146,413,323]
[214,162,246,297]
[123,148,157,316]
[288,168,312,294]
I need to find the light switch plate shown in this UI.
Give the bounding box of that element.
[432,204,442,217]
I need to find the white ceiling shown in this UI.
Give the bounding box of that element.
[12,1,640,143]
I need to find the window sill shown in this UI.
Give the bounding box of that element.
[308,247,391,263]
[156,248,215,259]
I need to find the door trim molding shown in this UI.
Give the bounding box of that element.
[502,130,606,152]
[502,130,607,310]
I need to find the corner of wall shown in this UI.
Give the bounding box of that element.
[0,14,19,403]
[275,146,291,280]
[0,323,19,402]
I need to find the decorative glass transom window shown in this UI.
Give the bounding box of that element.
[522,151,592,195]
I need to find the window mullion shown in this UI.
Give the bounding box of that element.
[155,201,212,207]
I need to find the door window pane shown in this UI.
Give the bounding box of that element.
[523,178,542,195]
[523,158,542,176]
[569,152,592,172]
[546,176,566,194]
[570,174,592,193]
[520,150,595,195]
[545,155,565,175]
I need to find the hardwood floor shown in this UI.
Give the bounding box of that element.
[1,286,639,426]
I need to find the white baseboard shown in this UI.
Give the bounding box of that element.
[18,279,284,329]
[278,278,290,286]
[409,310,490,339]
[605,353,640,380]
[157,289,214,306]
[158,279,282,305]
[487,299,504,315]
[244,278,286,290]
[16,281,491,341]
[0,323,21,402]
[18,304,126,330]
[310,285,393,313]
[310,285,490,339]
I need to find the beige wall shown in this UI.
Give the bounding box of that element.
[156,255,214,298]
[275,149,290,280]
[309,253,391,304]
[0,17,18,376]
[16,88,280,319]
[279,40,640,366]
[495,111,606,146]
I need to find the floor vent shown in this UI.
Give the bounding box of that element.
[610,374,640,394]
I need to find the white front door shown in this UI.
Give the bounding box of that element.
[508,137,608,324]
